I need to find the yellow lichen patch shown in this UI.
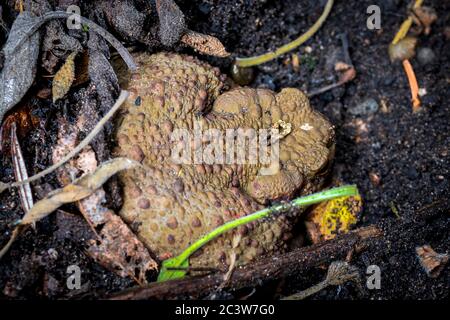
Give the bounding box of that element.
[305,195,362,243]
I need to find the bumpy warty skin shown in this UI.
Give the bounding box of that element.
[114,52,335,268]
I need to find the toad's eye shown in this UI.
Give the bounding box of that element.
[316,160,330,176]
[264,110,271,116]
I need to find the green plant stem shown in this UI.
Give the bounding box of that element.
[235,0,334,67]
[175,184,358,264]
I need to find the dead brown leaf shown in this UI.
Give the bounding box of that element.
[87,211,158,284]
[181,30,230,57]
[20,157,140,225]
[416,245,448,278]
[53,123,157,284]
[412,6,437,35]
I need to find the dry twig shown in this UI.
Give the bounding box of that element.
[10,122,33,214]
[110,226,381,300]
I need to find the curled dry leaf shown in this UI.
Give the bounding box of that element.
[9,11,137,72]
[20,157,140,225]
[52,52,77,102]
[20,184,93,225]
[88,32,119,116]
[412,6,437,35]
[86,211,159,284]
[0,11,40,124]
[42,19,82,74]
[180,30,230,58]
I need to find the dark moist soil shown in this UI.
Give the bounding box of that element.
[0,0,449,300]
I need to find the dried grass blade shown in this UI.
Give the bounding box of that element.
[10,122,33,213]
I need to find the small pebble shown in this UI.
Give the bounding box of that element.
[369,172,381,186]
[371,142,381,150]
[304,46,313,53]
[230,63,255,86]
[421,93,440,108]
[198,2,211,14]
[417,47,436,65]
[47,248,59,260]
[382,75,396,87]
[418,88,427,97]
[406,167,420,180]
[349,98,379,115]
[258,74,276,90]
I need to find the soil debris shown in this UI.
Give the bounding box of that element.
[416,245,448,278]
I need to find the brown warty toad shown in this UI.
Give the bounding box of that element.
[114,52,335,268]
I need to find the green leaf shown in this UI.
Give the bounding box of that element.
[156,185,359,282]
[157,256,189,282]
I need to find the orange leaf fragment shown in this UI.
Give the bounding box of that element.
[402,59,421,112]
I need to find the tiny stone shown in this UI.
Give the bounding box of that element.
[418,88,427,97]
[417,47,436,66]
[349,98,379,115]
[406,167,420,180]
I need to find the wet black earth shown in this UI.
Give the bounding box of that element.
[0,0,448,299]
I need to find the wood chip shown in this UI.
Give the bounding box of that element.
[416,245,448,278]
